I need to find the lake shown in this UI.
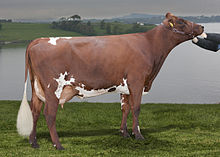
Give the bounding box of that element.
[0,23,220,104]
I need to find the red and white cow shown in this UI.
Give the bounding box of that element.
[17,13,203,150]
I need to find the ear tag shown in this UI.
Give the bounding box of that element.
[169,22,174,27]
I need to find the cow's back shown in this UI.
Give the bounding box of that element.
[27,35,149,89]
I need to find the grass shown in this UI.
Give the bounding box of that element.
[1,101,220,156]
[0,23,82,42]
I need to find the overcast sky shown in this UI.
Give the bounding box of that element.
[0,0,220,20]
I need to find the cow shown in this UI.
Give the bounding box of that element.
[16,13,204,150]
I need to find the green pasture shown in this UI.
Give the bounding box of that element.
[0,101,220,156]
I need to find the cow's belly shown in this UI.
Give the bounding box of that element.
[35,72,148,105]
[76,86,148,98]
[54,72,149,100]
[75,82,130,98]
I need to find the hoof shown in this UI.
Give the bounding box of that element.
[54,144,64,150]
[119,129,130,138]
[132,132,145,140]
[56,146,64,150]
[135,134,145,140]
[31,142,39,148]
[29,136,39,148]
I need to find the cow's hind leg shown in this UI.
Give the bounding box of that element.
[29,91,43,148]
[44,95,63,150]
[120,94,130,138]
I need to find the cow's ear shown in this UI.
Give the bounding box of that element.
[166,12,174,19]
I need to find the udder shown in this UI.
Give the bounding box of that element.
[34,77,78,108]
[59,86,78,108]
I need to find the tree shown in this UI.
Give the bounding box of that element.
[113,25,119,34]
[106,23,111,34]
[51,21,58,29]
[59,17,66,22]
[132,23,140,32]
[87,21,91,26]
[69,15,81,21]
[51,15,97,36]
[100,20,105,29]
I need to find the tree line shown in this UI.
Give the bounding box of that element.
[51,15,154,36]
[51,15,96,36]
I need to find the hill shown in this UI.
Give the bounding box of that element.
[103,13,220,24]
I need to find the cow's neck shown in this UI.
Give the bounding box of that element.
[142,25,190,86]
[145,24,188,57]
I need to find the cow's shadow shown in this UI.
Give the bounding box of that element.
[37,124,181,141]
[36,128,119,140]
[31,123,197,140]
[19,125,188,150]
[20,123,198,141]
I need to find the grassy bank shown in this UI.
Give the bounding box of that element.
[1,101,220,156]
[0,23,82,43]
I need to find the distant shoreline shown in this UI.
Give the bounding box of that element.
[0,40,30,46]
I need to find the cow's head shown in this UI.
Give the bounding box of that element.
[163,12,204,39]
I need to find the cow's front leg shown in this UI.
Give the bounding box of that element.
[44,96,64,150]
[128,82,144,140]
[120,94,130,138]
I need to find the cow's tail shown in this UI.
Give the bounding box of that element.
[16,44,33,137]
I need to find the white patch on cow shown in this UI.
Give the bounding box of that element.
[34,78,45,102]
[142,90,148,95]
[115,79,130,94]
[48,37,60,45]
[54,72,75,99]
[47,84,50,88]
[48,37,72,45]
[120,96,125,110]
[63,37,72,39]
[54,74,149,100]
[75,85,109,98]
[75,78,130,98]
[137,125,140,132]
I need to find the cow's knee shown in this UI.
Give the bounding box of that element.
[44,114,56,128]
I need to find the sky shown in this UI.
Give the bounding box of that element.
[0,0,220,20]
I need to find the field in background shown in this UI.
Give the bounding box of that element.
[0,23,82,43]
[1,101,220,156]
[0,22,155,44]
